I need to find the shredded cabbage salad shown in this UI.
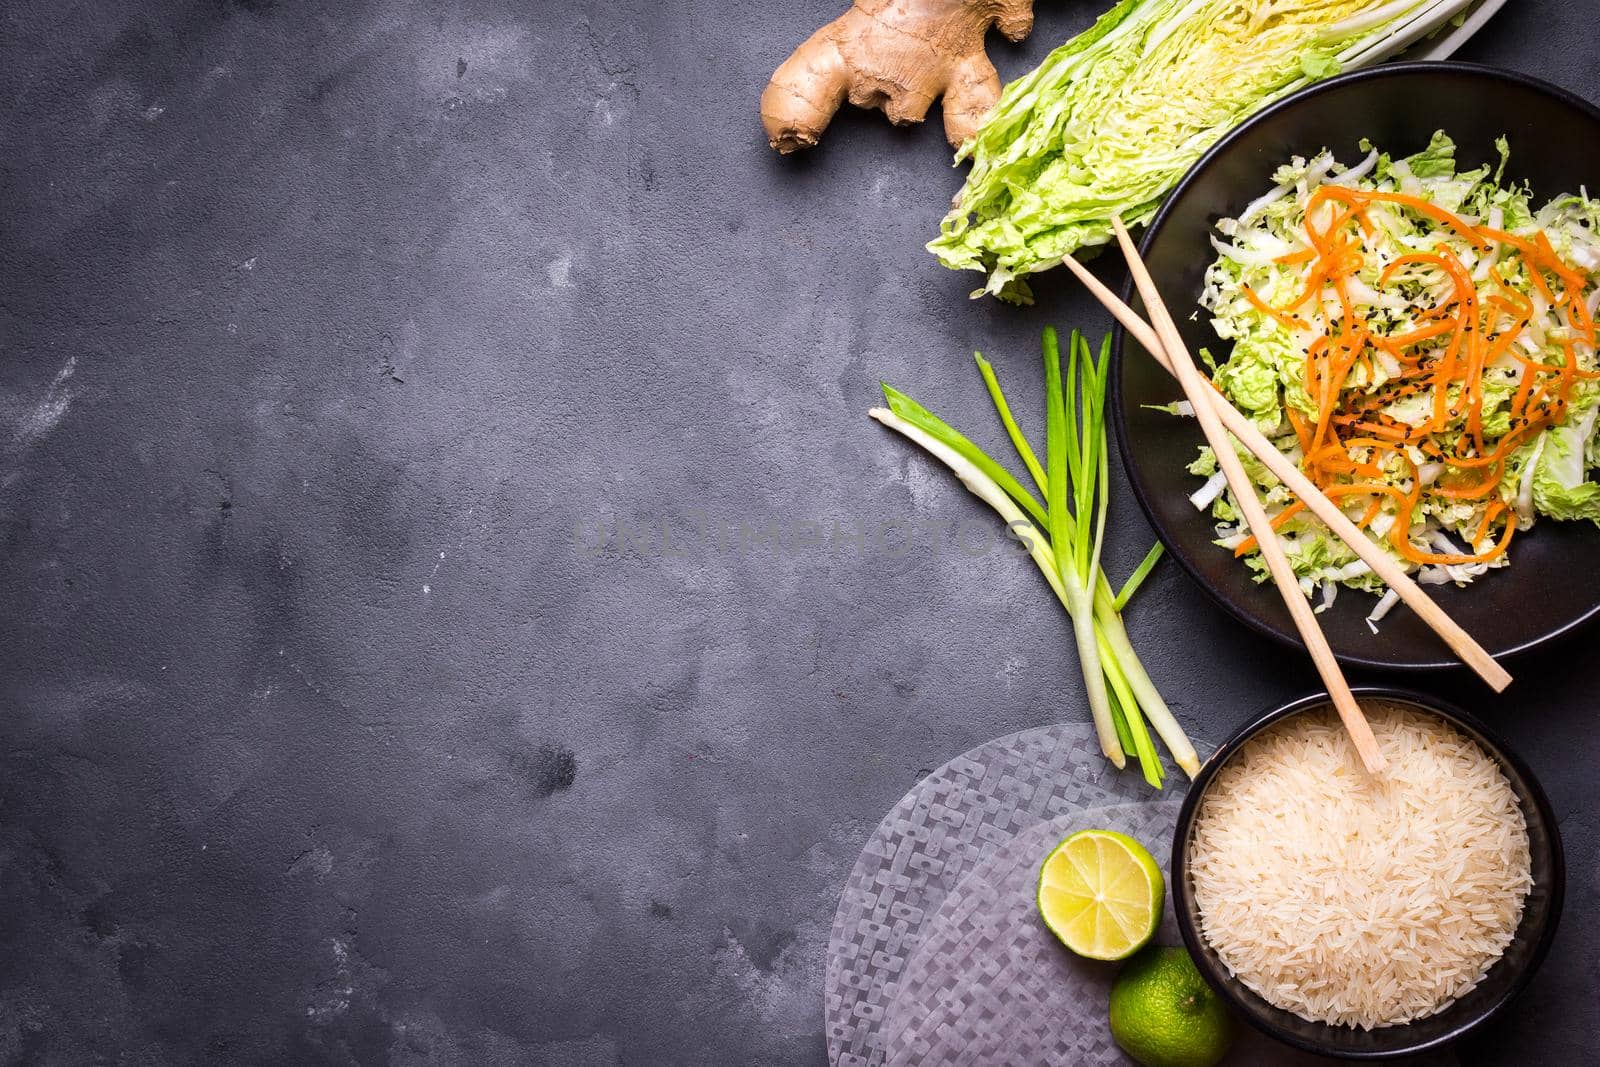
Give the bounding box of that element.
[1184,133,1600,628]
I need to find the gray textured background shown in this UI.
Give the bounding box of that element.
[1,1,1594,1064]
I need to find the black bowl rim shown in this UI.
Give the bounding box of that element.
[1109,61,1600,669]
[1169,686,1567,1060]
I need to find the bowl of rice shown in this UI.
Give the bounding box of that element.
[1171,688,1563,1059]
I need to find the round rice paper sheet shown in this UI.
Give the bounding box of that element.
[823,721,1459,1066]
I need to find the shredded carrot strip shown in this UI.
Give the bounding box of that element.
[1232,502,1308,557]
[1351,421,1410,442]
[1475,501,1507,548]
[1391,511,1516,566]
[1380,317,1458,347]
[1319,186,1492,250]
[1241,285,1310,331]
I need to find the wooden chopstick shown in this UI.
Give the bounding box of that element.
[1059,251,1512,694]
[1107,219,1387,773]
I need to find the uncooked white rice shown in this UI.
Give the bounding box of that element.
[1189,701,1532,1030]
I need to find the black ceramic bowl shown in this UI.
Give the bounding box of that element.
[1170,688,1564,1060]
[1112,63,1600,668]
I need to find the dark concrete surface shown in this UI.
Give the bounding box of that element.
[0,1,1595,1064]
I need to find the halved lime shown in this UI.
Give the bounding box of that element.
[1037,829,1164,961]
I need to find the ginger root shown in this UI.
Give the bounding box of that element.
[761,0,1036,154]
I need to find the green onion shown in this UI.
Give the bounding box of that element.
[870,328,1201,783]
[1044,328,1119,768]
[975,352,1046,495]
[881,384,1046,526]
[1115,544,1166,612]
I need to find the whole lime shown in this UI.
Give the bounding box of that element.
[1108,947,1235,1067]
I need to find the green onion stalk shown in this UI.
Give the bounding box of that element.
[869,328,1200,785]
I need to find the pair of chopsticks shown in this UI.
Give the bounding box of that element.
[1063,220,1513,775]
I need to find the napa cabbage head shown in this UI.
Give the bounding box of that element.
[930,0,1481,302]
